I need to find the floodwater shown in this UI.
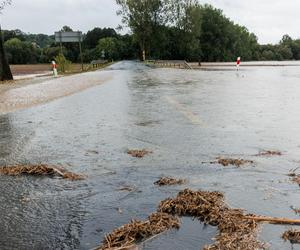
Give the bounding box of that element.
[1,61,300,249]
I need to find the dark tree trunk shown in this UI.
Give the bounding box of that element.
[0,26,13,81]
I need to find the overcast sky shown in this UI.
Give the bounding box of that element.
[0,0,299,44]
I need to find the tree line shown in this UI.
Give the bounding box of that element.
[2,0,300,66]
[116,0,300,62]
[2,26,139,64]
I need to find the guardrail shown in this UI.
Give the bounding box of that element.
[148,60,193,69]
[91,60,109,68]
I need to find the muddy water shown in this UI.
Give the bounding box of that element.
[1,61,300,249]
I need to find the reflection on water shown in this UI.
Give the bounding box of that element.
[142,217,217,250]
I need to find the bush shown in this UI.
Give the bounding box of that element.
[54,53,71,73]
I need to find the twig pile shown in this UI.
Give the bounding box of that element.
[158,189,265,250]
[0,164,84,181]
[256,150,282,156]
[288,172,300,186]
[282,229,300,244]
[154,177,186,186]
[291,206,300,215]
[127,149,152,158]
[214,158,254,167]
[98,212,180,250]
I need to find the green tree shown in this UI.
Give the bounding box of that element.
[97,37,119,60]
[116,0,167,61]
[43,46,61,62]
[5,38,39,64]
[55,53,71,73]
[84,27,118,49]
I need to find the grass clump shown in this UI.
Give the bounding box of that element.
[98,212,180,250]
[214,158,254,167]
[154,177,186,186]
[158,189,265,250]
[0,164,84,181]
[127,149,152,158]
[282,229,300,244]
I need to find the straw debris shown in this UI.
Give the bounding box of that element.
[282,229,300,244]
[0,164,84,181]
[158,189,265,250]
[154,177,186,186]
[288,171,300,186]
[98,212,180,250]
[127,149,152,158]
[291,206,300,215]
[256,150,282,156]
[213,158,254,167]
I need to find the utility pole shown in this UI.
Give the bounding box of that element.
[79,36,83,71]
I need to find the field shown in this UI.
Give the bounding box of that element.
[10,64,92,76]
[10,64,52,76]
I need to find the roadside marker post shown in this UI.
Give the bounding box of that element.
[52,61,58,77]
[236,57,241,70]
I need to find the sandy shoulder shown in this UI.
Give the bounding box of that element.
[0,71,112,115]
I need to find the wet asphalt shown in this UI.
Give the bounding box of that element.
[1,61,300,249]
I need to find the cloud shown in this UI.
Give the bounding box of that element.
[203,0,300,44]
[1,0,299,44]
[1,0,122,35]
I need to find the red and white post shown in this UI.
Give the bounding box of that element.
[236,57,241,71]
[52,60,58,77]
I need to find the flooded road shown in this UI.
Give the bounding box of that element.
[0,72,112,114]
[1,61,300,249]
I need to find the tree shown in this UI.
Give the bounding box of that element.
[84,27,118,49]
[4,38,40,64]
[96,37,119,60]
[0,0,13,81]
[61,26,73,32]
[116,0,168,61]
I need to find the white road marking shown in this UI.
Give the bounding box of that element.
[165,96,206,126]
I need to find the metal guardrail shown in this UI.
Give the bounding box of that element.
[150,60,193,69]
[91,60,108,68]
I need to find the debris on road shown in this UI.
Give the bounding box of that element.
[288,171,300,185]
[282,229,300,244]
[212,157,254,167]
[158,189,265,250]
[291,206,300,215]
[127,149,152,158]
[0,164,84,181]
[86,150,99,155]
[256,150,282,156]
[154,177,186,186]
[116,186,136,192]
[99,187,300,250]
[98,212,180,250]
[135,120,160,127]
[244,215,300,225]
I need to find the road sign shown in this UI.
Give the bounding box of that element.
[236,57,241,70]
[55,31,83,43]
[55,31,84,71]
[101,50,105,59]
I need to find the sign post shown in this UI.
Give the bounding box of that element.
[55,31,84,71]
[236,57,241,71]
[52,60,58,77]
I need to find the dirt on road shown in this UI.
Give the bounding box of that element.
[0,70,112,114]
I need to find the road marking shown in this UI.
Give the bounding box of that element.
[165,96,206,126]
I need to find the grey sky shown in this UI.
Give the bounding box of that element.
[0,0,299,44]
